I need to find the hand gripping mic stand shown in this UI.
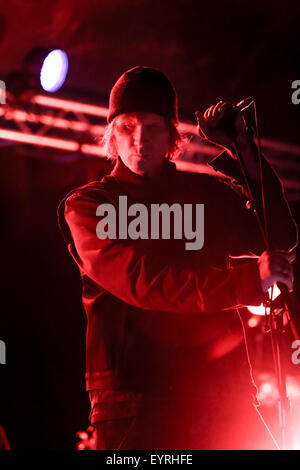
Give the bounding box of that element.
[229,102,299,450]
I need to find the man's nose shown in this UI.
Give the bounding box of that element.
[133,125,149,146]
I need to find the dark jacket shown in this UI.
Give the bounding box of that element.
[58,151,297,420]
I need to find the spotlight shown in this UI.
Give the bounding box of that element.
[40,49,68,92]
[24,47,68,93]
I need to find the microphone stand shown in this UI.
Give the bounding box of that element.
[231,112,298,450]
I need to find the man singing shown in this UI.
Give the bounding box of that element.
[58,66,297,449]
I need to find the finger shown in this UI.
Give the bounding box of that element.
[272,259,293,276]
[218,101,232,119]
[215,100,224,112]
[219,101,232,111]
[206,106,215,120]
[205,106,221,129]
[213,101,226,120]
[195,110,206,127]
[215,102,233,125]
[286,251,296,263]
[278,264,293,279]
[272,250,296,263]
[203,106,212,120]
[285,265,294,280]
[211,102,224,118]
[211,105,228,128]
[210,106,223,126]
[271,251,296,266]
[277,273,294,292]
[269,259,294,289]
[195,111,209,139]
[273,259,294,280]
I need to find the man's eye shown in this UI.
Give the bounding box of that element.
[117,124,133,133]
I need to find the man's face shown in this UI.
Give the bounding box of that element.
[113,112,170,177]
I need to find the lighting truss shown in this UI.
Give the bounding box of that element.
[0,93,243,157]
[0,93,299,185]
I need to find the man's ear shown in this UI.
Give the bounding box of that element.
[165,118,173,157]
[110,125,119,159]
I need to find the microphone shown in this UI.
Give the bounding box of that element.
[234,97,254,111]
[217,97,254,135]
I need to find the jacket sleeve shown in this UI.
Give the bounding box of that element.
[63,190,264,314]
[209,151,298,255]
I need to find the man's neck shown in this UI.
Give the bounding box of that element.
[111,157,174,185]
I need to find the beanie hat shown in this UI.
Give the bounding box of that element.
[107,66,178,123]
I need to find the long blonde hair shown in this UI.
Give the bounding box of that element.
[100,117,182,160]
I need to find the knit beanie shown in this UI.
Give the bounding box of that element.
[107,66,178,123]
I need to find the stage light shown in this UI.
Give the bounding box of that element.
[40,49,68,92]
[257,373,300,406]
[258,379,277,406]
[23,47,68,93]
[0,128,78,151]
[31,94,108,117]
[247,316,261,328]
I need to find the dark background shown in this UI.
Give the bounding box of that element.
[0,0,299,449]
